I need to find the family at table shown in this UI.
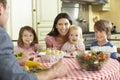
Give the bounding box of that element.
[12,12,120,79]
[0,0,119,80]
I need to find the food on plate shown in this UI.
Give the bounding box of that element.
[14,52,24,57]
[40,49,47,52]
[24,60,48,72]
[14,52,48,73]
[25,60,41,67]
[39,49,64,62]
[40,49,64,55]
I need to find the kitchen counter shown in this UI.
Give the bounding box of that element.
[109,39,120,41]
[111,32,120,34]
[83,32,120,50]
[109,34,120,48]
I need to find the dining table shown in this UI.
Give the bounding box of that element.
[40,57,120,80]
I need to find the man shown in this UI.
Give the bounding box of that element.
[0,0,67,80]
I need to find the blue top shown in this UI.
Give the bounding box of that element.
[0,27,37,80]
[90,41,118,59]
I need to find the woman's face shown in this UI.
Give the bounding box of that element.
[56,18,71,36]
[22,30,34,45]
[94,28,107,42]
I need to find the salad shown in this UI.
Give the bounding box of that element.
[76,51,109,71]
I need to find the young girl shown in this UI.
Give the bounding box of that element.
[14,26,41,64]
[14,26,41,53]
[90,19,118,59]
[61,25,85,56]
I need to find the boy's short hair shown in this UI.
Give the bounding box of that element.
[94,19,112,36]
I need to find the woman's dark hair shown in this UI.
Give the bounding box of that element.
[48,13,72,36]
[94,19,112,36]
[17,26,38,47]
[0,0,7,9]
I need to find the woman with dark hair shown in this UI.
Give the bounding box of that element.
[45,13,72,50]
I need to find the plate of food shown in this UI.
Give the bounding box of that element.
[24,60,48,73]
[38,49,64,65]
[14,52,48,73]
[14,52,23,57]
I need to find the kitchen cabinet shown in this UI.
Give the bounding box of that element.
[32,0,62,48]
[7,0,33,46]
[110,34,120,39]
[92,0,110,11]
[6,0,61,47]
[101,0,110,11]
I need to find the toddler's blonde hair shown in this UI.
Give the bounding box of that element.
[68,25,83,41]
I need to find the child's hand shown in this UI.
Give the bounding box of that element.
[17,51,35,66]
[34,44,41,51]
[75,45,84,53]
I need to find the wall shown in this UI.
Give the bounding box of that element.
[88,5,100,32]
[99,0,120,32]
[7,0,32,40]
[88,0,120,32]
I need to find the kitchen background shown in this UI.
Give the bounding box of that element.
[7,0,120,50]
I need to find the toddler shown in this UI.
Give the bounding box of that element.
[61,25,85,56]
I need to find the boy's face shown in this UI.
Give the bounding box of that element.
[22,30,34,45]
[69,29,81,44]
[94,28,107,42]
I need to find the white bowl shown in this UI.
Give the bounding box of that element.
[40,55,51,61]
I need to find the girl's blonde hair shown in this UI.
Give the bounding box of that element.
[68,25,83,41]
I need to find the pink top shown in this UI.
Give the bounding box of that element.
[45,35,64,50]
[14,46,35,54]
[61,41,85,53]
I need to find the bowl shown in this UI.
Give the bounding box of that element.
[40,54,51,61]
[39,49,64,64]
[76,51,109,71]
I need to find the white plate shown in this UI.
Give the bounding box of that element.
[38,52,46,55]
[64,53,73,58]
[64,52,77,58]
